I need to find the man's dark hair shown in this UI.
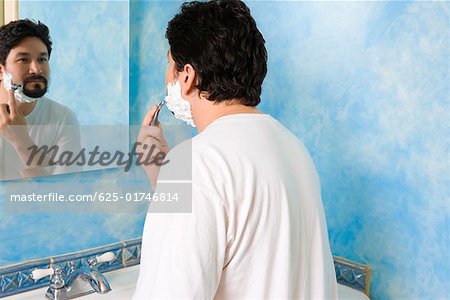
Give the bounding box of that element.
[166,0,267,106]
[0,19,52,65]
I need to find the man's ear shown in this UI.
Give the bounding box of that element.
[0,64,4,81]
[180,63,197,97]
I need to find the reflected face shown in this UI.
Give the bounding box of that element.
[1,37,50,98]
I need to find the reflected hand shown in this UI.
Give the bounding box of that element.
[0,86,32,151]
[137,104,170,189]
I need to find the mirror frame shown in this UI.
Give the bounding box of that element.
[1,0,18,25]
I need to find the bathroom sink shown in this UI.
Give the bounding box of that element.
[5,265,369,299]
[3,266,139,300]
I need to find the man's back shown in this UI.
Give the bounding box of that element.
[193,114,338,299]
[134,113,338,299]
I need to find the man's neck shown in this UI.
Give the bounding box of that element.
[18,100,37,116]
[192,99,262,133]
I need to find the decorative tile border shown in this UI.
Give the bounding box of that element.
[0,258,51,298]
[0,239,370,298]
[334,255,371,297]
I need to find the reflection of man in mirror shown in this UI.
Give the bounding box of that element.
[0,19,81,179]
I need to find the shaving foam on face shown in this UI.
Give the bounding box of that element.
[165,81,196,127]
[2,71,14,91]
[2,71,44,103]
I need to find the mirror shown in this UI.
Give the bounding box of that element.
[0,0,134,266]
[0,0,129,181]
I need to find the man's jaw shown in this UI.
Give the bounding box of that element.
[22,76,48,98]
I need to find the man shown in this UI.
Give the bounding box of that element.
[134,0,338,299]
[0,19,80,179]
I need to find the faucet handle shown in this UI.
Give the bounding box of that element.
[89,251,115,267]
[31,267,54,281]
[97,252,115,263]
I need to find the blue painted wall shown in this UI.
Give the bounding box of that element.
[130,1,449,299]
[0,1,448,300]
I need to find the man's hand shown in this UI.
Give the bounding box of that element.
[0,86,33,151]
[0,86,49,177]
[137,104,170,189]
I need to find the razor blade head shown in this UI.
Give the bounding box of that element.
[11,83,22,91]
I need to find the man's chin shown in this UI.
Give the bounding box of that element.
[22,88,47,98]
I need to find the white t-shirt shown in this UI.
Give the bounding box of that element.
[134,113,338,299]
[0,97,80,180]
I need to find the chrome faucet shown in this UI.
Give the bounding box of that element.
[32,252,115,300]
